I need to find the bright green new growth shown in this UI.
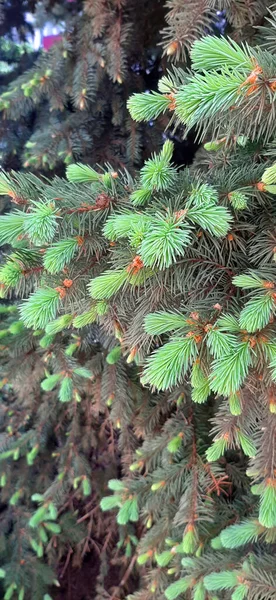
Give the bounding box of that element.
[0,212,25,245]
[103,213,148,241]
[239,294,275,332]
[72,305,98,328]
[106,346,122,364]
[140,215,191,269]
[23,202,58,245]
[220,520,261,548]
[144,311,188,335]
[229,392,242,416]
[259,483,276,528]
[262,162,276,184]
[165,578,191,600]
[0,258,22,288]
[204,571,238,591]
[89,270,128,299]
[141,336,198,390]
[127,91,171,122]
[66,163,100,183]
[210,343,252,396]
[186,204,232,237]
[140,140,176,191]
[43,238,80,274]
[41,373,62,392]
[190,36,253,72]
[187,183,218,206]
[46,314,73,335]
[236,431,256,458]
[206,437,229,463]
[100,495,122,511]
[20,288,61,329]
[232,273,266,289]
[59,376,73,403]
[117,497,139,525]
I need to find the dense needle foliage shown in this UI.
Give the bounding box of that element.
[1,2,276,600]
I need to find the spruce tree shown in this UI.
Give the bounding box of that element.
[0,0,165,174]
[0,2,37,171]
[1,2,276,600]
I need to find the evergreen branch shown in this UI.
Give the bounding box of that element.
[175,69,245,130]
[210,342,252,396]
[141,336,198,390]
[140,216,192,269]
[43,238,80,274]
[127,92,171,122]
[66,163,100,183]
[23,202,59,245]
[19,288,61,329]
[191,36,253,72]
[88,270,128,299]
[239,293,275,332]
[187,204,232,237]
[0,212,26,245]
[144,311,189,335]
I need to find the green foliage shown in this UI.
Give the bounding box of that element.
[45,315,73,335]
[41,373,63,392]
[262,162,276,184]
[232,273,266,289]
[72,305,98,328]
[165,578,191,600]
[140,214,191,269]
[229,393,242,416]
[190,36,253,72]
[167,434,183,453]
[58,376,73,403]
[204,571,238,591]
[23,202,58,245]
[231,585,249,600]
[228,191,248,210]
[104,213,148,241]
[188,183,218,206]
[187,204,232,237]
[117,497,139,525]
[140,141,176,191]
[106,346,122,364]
[43,238,79,274]
[0,212,25,245]
[66,164,100,183]
[20,288,61,329]
[206,437,228,463]
[259,482,276,528]
[155,550,173,567]
[130,188,152,206]
[0,259,22,288]
[236,430,256,457]
[2,11,276,600]
[73,367,93,379]
[191,376,210,404]
[220,520,261,548]
[239,294,275,332]
[127,92,171,122]
[141,336,198,390]
[182,527,198,554]
[108,479,126,492]
[39,333,55,348]
[210,343,252,396]
[100,495,122,511]
[89,270,128,299]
